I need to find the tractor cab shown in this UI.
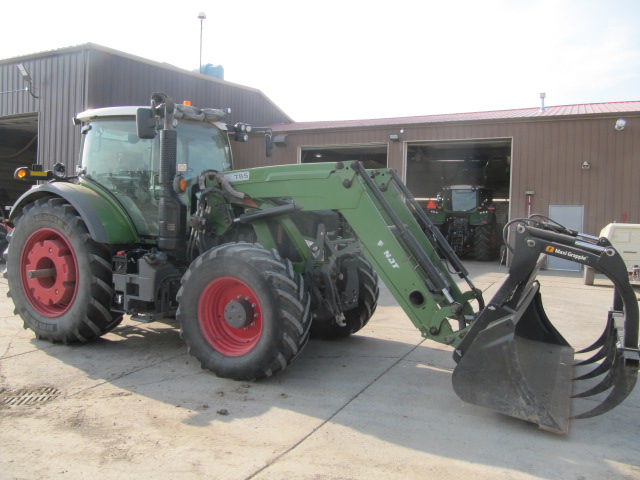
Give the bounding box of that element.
[425,185,498,260]
[74,105,233,237]
[442,185,494,212]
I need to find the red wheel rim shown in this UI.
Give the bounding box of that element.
[198,276,263,356]
[21,228,78,317]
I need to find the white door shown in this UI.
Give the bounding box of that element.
[547,205,584,271]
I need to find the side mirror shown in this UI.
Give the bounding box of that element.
[136,108,157,139]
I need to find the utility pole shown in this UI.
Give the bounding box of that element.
[198,12,206,74]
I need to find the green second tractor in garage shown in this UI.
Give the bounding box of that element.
[5,93,639,434]
[425,184,499,261]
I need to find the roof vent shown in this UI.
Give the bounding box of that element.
[540,92,546,113]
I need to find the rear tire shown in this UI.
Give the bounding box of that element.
[177,243,311,380]
[5,198,122,343]
[473,224,496,261]
[311,254,380,339]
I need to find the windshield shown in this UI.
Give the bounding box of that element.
[81,117,232,236]
[176,121,231,174]
[81,118,232,177]
[449,189,478,211]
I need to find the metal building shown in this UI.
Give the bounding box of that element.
[0,43,290,207]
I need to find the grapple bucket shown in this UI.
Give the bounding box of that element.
[453,283,575,432]
[452,220,639,434]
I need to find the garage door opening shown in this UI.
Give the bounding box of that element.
[406,139,511,200]
[406,138,512,260]
[301,145,387,169]
[0,114,39,212]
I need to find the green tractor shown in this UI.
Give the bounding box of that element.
[5,94,639,434]
[425,185,498,261]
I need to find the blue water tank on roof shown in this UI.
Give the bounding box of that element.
[194,64,224,79]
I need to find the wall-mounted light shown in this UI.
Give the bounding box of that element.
[16,64,38,98]
[615,118,626,131]
[581,160,591,170]
[17,64,31,82]
[0,64,39,98]
[273,135,287,146]
[389,129,405,142]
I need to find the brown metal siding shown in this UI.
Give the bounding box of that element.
[232,126,396,170]
[84,49,289,128]
[234,115,640,236]
[508,116,640,234]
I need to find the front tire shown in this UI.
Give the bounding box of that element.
[0,222,9,255]
[177,243,311,380]
[5,198,122,343]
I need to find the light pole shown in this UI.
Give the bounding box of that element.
[198,12,206,74]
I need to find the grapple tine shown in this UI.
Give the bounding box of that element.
[574,340,612,366]
[572,350,621,398]
[571,359,638,419]
[574,315,617,366]
[573,332,617,380]
[575,313,615,354]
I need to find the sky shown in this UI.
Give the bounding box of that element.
[2,0,639,122]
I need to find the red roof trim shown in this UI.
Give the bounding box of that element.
[271,101,640,132]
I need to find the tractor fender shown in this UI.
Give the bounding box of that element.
[10,182,140,244]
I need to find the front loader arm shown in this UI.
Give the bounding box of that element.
[224,161,480,347]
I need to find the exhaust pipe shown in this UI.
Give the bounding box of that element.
[152,93,187,255]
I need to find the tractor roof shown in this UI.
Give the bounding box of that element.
[74,104,228,125]
[74,106,139,122]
